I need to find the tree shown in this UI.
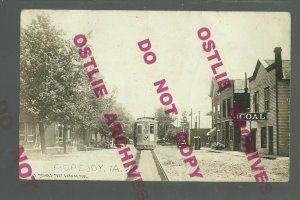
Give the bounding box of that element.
[154,108,176,139]
[20,15,86,153]
[20,14,134,153]
[112,104,134,140]
[165,124,177,143]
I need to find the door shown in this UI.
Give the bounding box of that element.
[268,126,273,155]
[250,129,257,152]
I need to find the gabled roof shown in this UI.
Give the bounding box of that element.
[264,60,291,79]
[249,59,291,81]
[209,78,246,97]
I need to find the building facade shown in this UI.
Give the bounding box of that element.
[19,111,74,153]
[209,78,250,150]
[249,47,290,156]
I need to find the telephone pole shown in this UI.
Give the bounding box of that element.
[190,108,193,129]
[198,111,200,129]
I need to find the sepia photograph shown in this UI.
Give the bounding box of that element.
[19,10,290,183]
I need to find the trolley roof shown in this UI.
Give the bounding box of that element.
[136,117,157,122]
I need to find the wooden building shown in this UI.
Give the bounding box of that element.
[249,47,290,156]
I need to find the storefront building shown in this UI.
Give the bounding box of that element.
[209,78,250,150]
[249,47,290,156]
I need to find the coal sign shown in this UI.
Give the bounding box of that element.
[236,113,267,120]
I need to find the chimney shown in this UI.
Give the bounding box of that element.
[244,72,248,93]
[274,47,283,80]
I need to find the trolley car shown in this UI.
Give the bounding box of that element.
[133,117,158,150]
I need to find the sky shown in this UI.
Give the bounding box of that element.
[21,10,290,128]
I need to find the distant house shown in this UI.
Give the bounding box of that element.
[209,78,250,150]
[249,47,290,156]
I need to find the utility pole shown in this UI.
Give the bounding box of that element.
[198,111,200,129]
[189,108,193,145]
[190,108,193,129]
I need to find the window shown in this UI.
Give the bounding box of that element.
[254,91,259,112]
[26,123,34,142]
[217,104,220,118]
[137,125,143,134]
[222,100,226,118]
[19,122,25,142]
[150,124,154,134]
[57,126,63,142]
[261,127,267,148]
[264,87,270,111]
[227,98,231,117]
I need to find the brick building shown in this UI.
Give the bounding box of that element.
[19,111,74,153]
[209,78,250,150]
[248,47,290,156]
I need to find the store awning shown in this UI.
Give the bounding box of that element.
[206,128,217,136]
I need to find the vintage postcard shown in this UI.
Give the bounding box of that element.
[19,10,290,183]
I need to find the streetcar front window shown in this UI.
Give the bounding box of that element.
[150,124,154,134]
[137,125,142,134]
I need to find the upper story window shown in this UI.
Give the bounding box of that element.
[227,98,231,117]
[264,87,270,111]
[253,91,259,112]
[222,100,226,118]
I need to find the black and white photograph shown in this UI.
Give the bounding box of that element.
[19,10,290,182]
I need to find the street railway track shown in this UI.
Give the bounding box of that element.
[150,150,169,181]
[126,149,169,181]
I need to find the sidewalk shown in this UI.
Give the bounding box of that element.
[201,147,288,159]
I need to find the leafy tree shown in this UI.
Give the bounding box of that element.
[112,104,134,140]
[154,108,176,139]
[165,124,177,143]
[20,14,134,153]
[21,15,86,153]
